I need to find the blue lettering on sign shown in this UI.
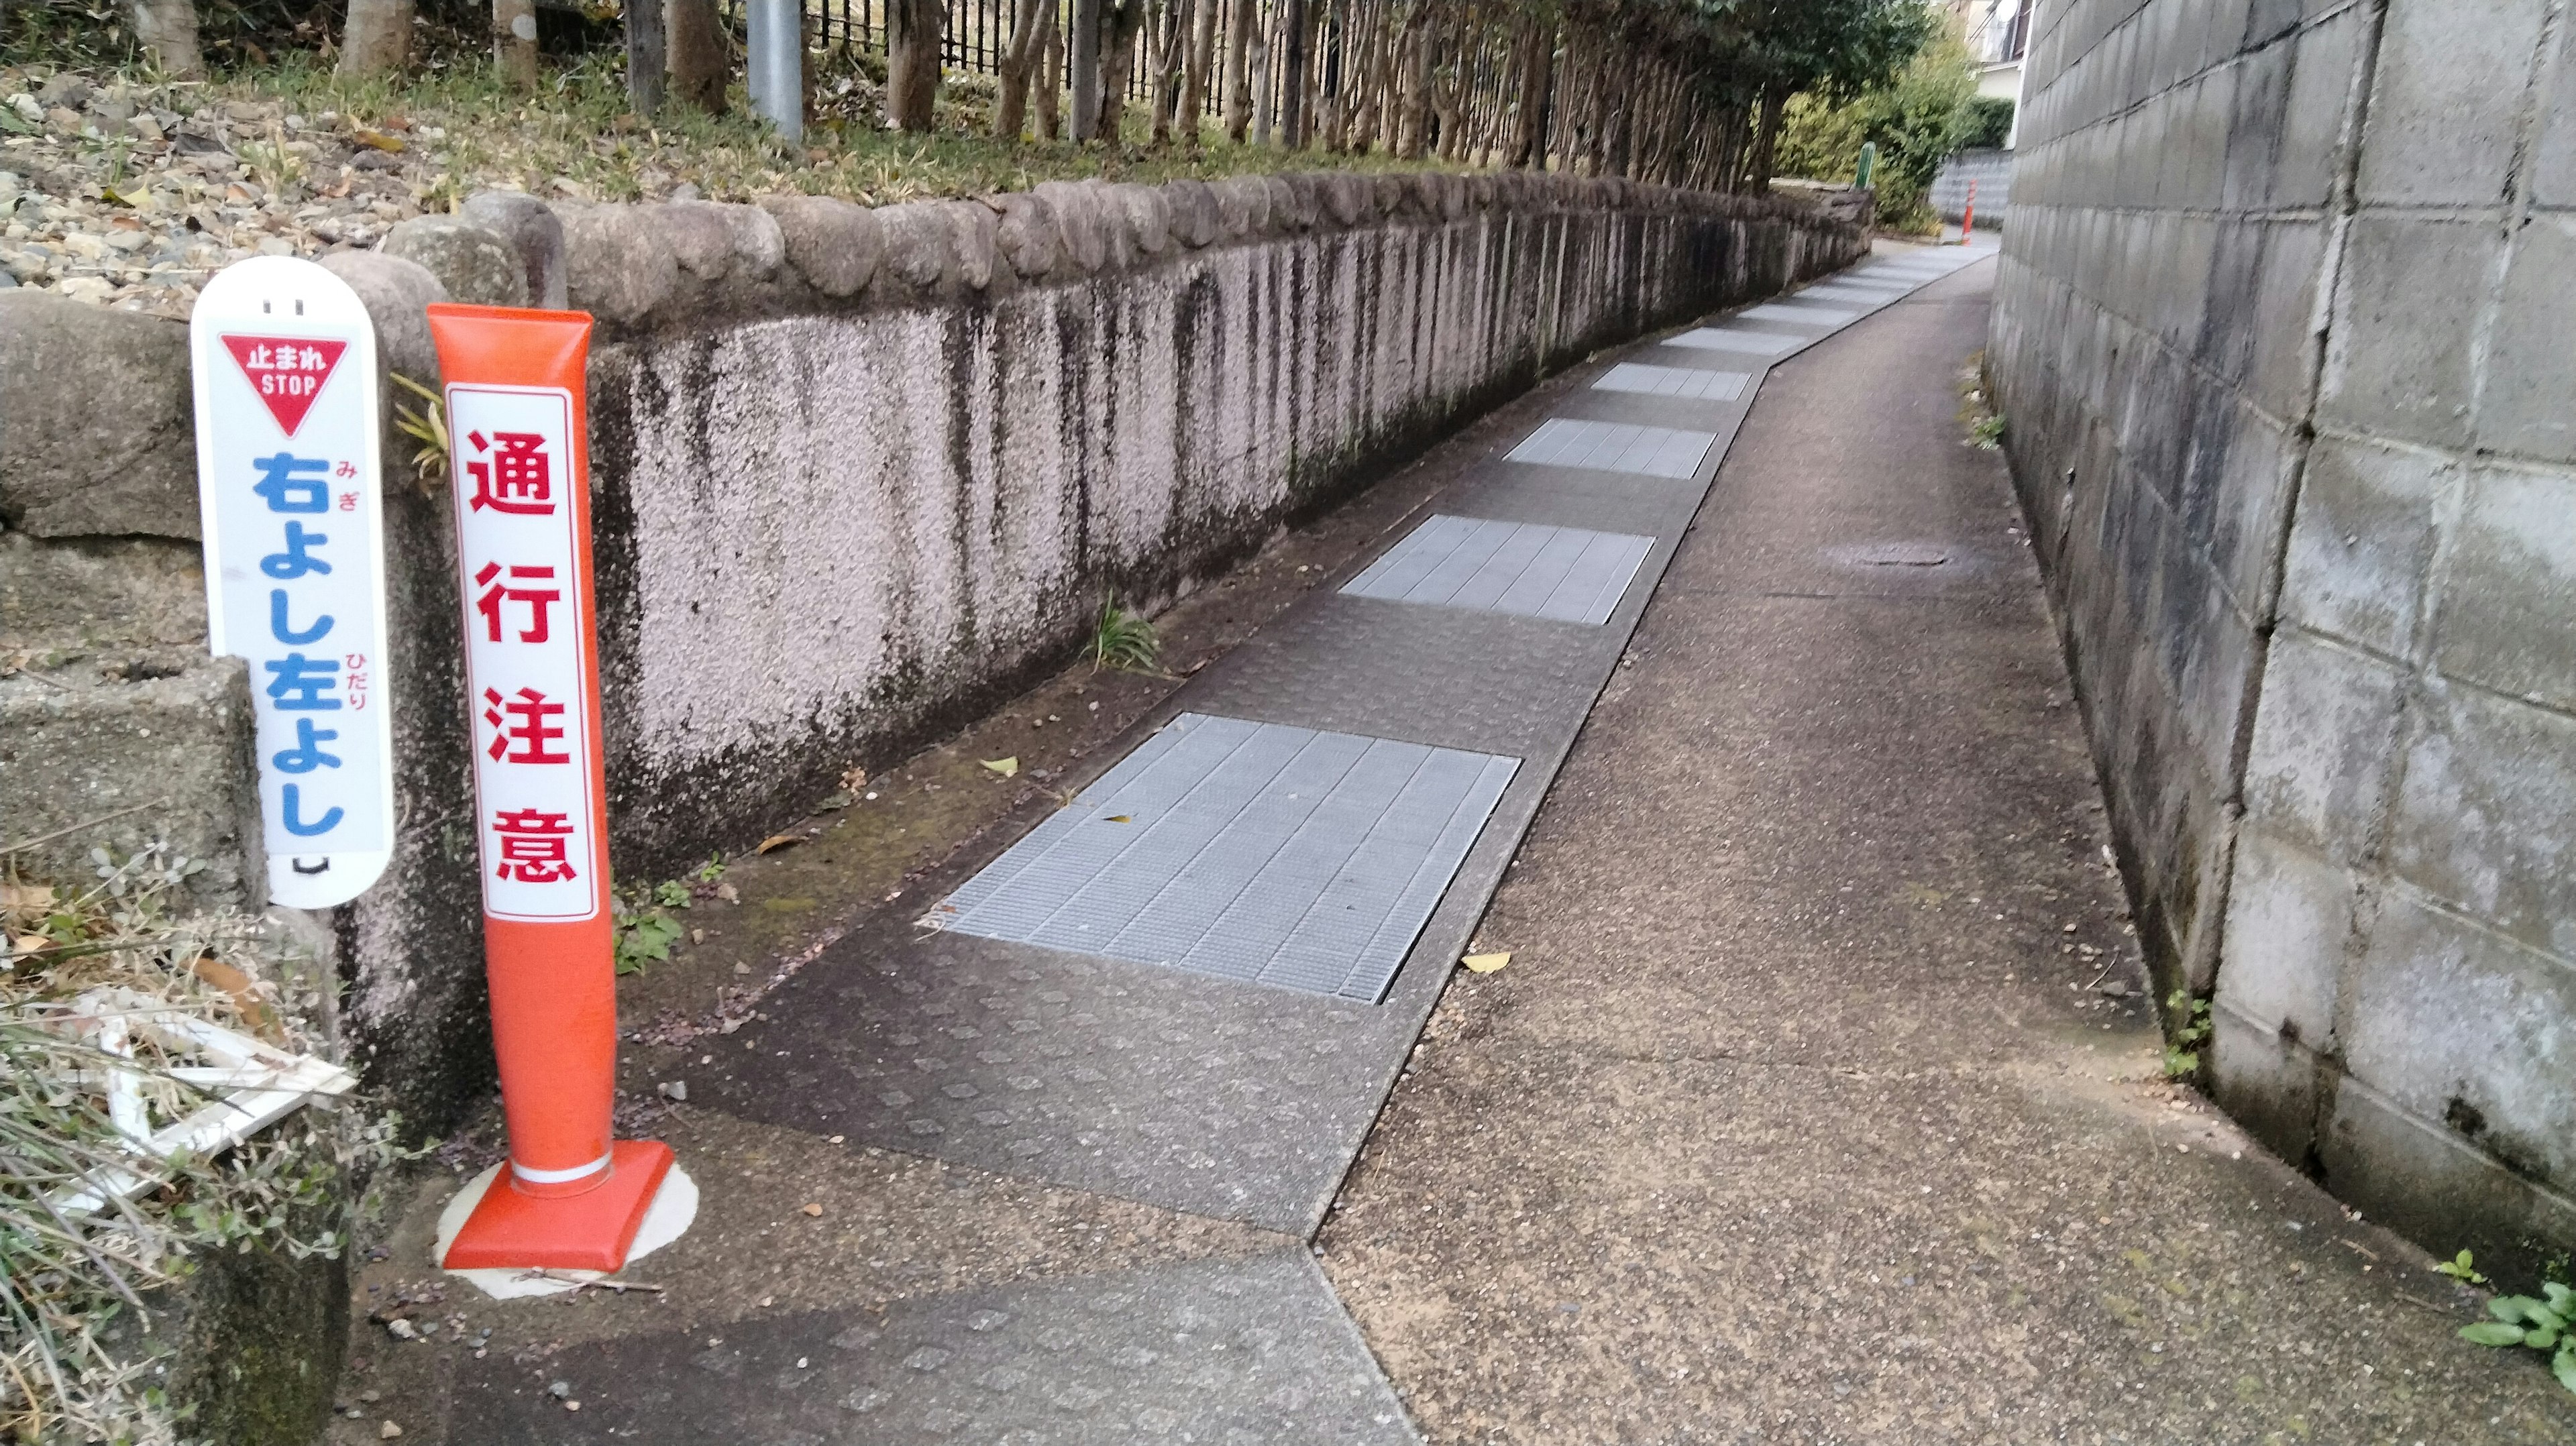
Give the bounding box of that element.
[279,783,344,837]
[268,588,333,646]
[260,521,331,579]
[252,453,331,513]
[272,718,342,774]
[262,653,341,711]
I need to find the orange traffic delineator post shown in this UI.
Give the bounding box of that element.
[428,304,674,1272]
[1958,180,1978,244]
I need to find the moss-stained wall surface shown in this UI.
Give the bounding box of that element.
[1990,0,2576,1284]
[582,175,1851,876]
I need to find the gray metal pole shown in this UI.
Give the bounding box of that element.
[747,0,803,144]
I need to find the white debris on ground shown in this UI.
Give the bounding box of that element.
[1,69,450,320]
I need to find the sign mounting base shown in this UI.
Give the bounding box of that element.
[440,1138,677,1272]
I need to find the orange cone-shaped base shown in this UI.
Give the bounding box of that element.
[441,1139,675,1272]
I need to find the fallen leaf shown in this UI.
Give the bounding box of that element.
[354,126,407,152]
[1102,814,1132,824]
[800,1202,824,1217]
[1,883,56,911]
[980,757,1019,778]
[755,834,800,854]
[1461,952,1511,974]
[190,956,277,1030]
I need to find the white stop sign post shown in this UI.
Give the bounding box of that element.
[189,257,395,909]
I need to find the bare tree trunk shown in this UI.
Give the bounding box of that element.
[1748,85,1786,191]
[1508,14,1551,168]
[1181,0,1220,143]
[667,0,729,111]
[1149,0,1189,146]
[1350,2,1391,152]
[1318,9,1348,152]
[1071,0,1103,140]
[996,0,1053,137]
[337,0,409,77]
[1097,0,1144,141]
[127,0,203,76]
[493,0,539,89]
[887,0,943,131]
[1037,19,1065,137]
[1249,0,1273,145]
[1393,6,1428,158]
[1275,0,1306,147]
[622,0,665,110]
[1222,0,1256,142]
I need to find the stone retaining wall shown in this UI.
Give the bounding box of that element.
[1,169,1864,1143]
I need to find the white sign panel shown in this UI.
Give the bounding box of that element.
[190,257,395,909]
[446,384,600,923]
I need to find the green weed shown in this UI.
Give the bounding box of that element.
[2163,990,2212,1078]
[389,372,449,494]
[610,877,694,976]
[2453,1266,2576,1396]
[1089,598,1161,674]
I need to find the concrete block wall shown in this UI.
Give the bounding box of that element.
[1930,147,2017,223]
[3,173,1862,1141]
[1992,0,2576,1282]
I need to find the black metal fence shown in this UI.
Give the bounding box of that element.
[799,0,1152,100]
[751,0,1550,152]
[794,0,1291,110]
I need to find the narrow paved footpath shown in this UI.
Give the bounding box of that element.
[1318,260,2575,1445]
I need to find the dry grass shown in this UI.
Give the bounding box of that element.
[215,47,1456,209]
[1,841,402,1445]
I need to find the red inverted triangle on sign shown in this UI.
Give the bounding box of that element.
[221,334,349,437]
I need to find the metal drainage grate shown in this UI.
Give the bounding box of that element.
[931,714,1518,1003]
[1666,327,1802,355]
[1737,302,1860,326]
[1341,514,1654,626]
[1505,418,1716,479]
[1593,362,1751,402]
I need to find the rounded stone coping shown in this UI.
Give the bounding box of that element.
[536,170,1851,332]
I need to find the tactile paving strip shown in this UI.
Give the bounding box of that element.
[1665,327,1803,355]
[1340,514,1654,626]
[448,1248,1418,1445]
[1593,362,1752,401]
[932,714,1517,1003]
[1737,301,1861,325]
[1504,417,1716,478]
[1796,283,1907,302]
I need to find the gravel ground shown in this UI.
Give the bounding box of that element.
[1,68,462,319]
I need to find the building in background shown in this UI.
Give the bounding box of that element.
[1931,0,2032,222]
[1959,0,2033,107]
